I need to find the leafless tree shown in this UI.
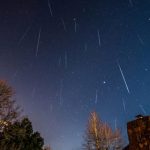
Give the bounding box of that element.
[83,112,123,150]
[43,146,51,150]
[0,80,20,130]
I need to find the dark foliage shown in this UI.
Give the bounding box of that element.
[0,117,44,150]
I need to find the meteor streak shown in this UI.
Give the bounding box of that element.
[118,62,130,94]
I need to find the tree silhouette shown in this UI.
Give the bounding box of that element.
[83,112,123,150]
[0,117,44,150]
[0,80,20,126]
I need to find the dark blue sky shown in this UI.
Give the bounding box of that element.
[0,0,150,150]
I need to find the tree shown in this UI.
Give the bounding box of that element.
[83,112,123,150]
[0,80,20,125]
[43,146,51,150]
[0,117,44,150]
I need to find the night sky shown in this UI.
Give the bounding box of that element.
[0,0,150,150]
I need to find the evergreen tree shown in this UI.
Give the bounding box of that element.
[0,117,44,150]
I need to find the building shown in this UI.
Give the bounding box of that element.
[123,115,150,150]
